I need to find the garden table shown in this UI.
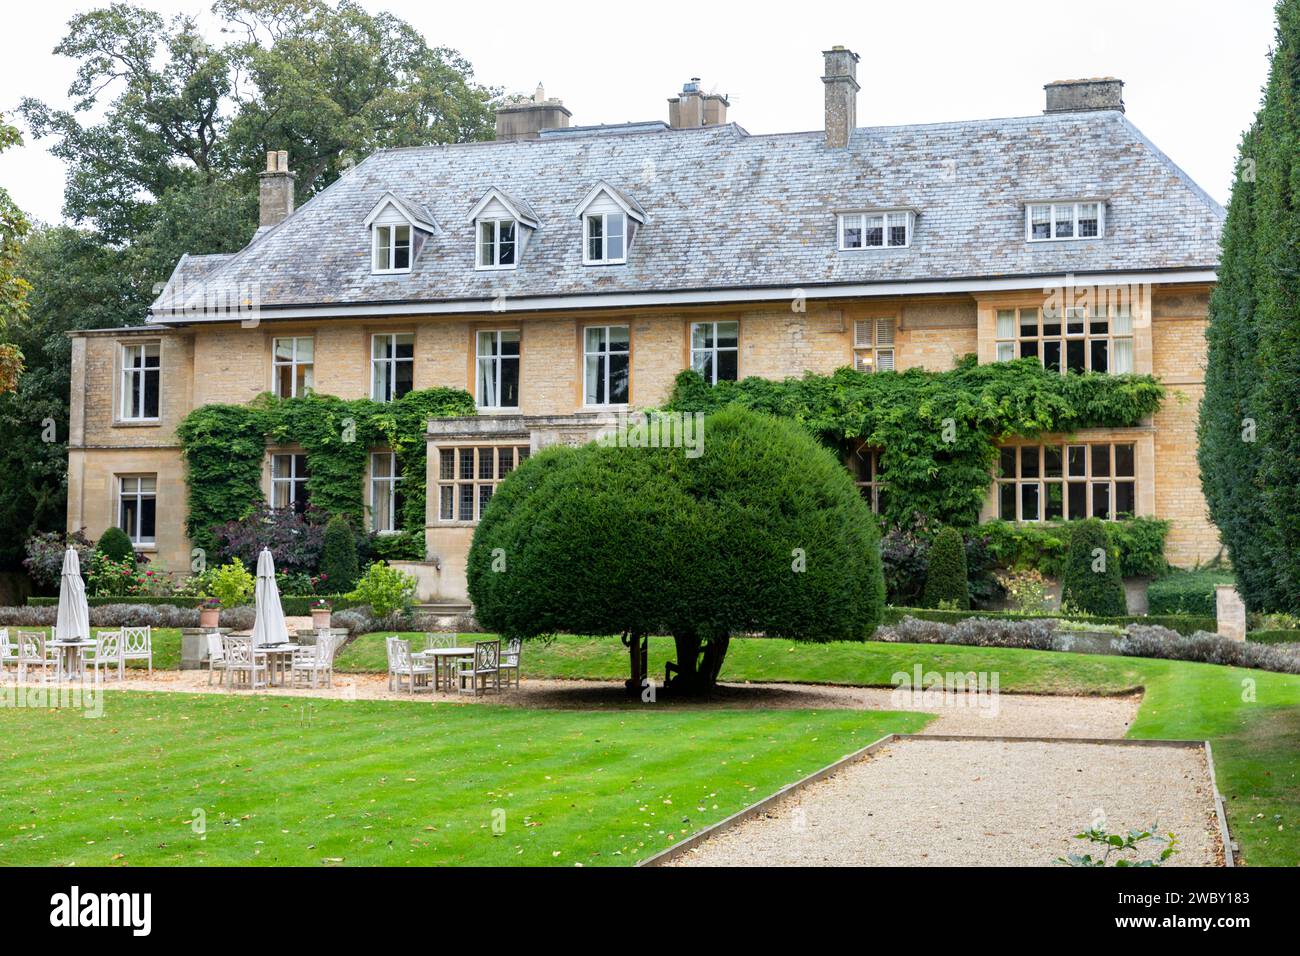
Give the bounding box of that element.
[414,647,474,691]
[48,638,96,681]
[255,643,301,687]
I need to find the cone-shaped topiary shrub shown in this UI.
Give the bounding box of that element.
[922,526,969,609]
[96,526,137,565]
[468,406,885,695]
[320,515,361,594]
[1061,518,1128,616]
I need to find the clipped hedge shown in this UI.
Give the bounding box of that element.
[880,605,1215,637]
[981,517,1169,579]
[1147,568,1236,617]
[25,594,358,615]
[1248,630,1300,645]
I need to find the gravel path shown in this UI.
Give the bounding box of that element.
[90,672,1139,737]
[667,738,1222,867]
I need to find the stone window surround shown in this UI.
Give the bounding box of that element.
[466,322,523,413]
[974,291,1152,377]
[578,321,632,409]
[114,337,163,427]
[979,427,1156,524]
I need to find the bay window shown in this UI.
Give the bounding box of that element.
[436,444,530,523]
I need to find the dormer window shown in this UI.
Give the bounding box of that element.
[364,192,438,275]
[585,212,626,264]
[575,181,645,266]
[1027,202,1103,242]
[468,188,538,271]
[477,219,517,269]
[373,224,411,273]
[839,211,913,250]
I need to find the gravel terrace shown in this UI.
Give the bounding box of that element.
[666,738,1222,867]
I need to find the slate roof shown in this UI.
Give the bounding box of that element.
[149,110,1223,321]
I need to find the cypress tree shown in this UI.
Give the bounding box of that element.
[1254,0,1300,608]
[1061,519,1127,616]
[320,515,360,594]
[1198,120,1276,610]
[922,526,970,609]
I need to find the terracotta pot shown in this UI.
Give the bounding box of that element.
[311,608,332,629]
[200,607,220,629]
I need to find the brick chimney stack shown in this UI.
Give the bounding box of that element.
[258,150,295,227]
[668,78,729,128]
[822,46,860,148]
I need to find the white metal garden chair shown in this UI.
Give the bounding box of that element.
[85,630,123,682]
[498,638,521,689]
[119,626,153,677]
[386,637,435,696]
[222,636,268,690]
[205,633,228,688]
[291,632,336,688]
[16,630,56,683]
[457,640,500,697]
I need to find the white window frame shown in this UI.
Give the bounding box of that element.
[1025,202,1104,243]
[583,212,627,265]
[839,211,913,250]
[370,333,415,403]
[369,451,404,534]
[476,218,519,270]
[435,444,531,524]
[117,475,157,547]
[271,453,310,513]
[120,342,161,421]
[372,223,413,273]
[994,304,1134,375]
[475,329,521,409]
[690,321,740,385]
[272,337,314,398]
[995,442,1137,522]
[852,318,896,373]
[583,325,631,406]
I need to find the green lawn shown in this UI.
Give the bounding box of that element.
[0,692,927,866]
[343,632,1300,865]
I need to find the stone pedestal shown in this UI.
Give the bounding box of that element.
[1215,585,1247,643]
[295,627,348,646]
[181,627,233,670]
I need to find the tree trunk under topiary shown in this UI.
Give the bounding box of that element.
[663,628,730,696]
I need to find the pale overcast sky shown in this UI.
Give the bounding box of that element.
[0,0,1279,224]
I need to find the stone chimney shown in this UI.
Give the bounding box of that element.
[1044,78,1125,114]
[822,46,860,148]
[495,84,572,141]
[668,79,729,128]
[258,150,295,227]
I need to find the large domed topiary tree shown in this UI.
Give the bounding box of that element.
[468,406,886,695]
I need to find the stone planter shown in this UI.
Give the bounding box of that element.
[311,608,332,630]
[199,607,220,629]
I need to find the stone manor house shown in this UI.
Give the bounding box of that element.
[65,47,1224,603]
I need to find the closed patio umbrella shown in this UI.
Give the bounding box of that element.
[55,547,90,643]
[251,548,290,647]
